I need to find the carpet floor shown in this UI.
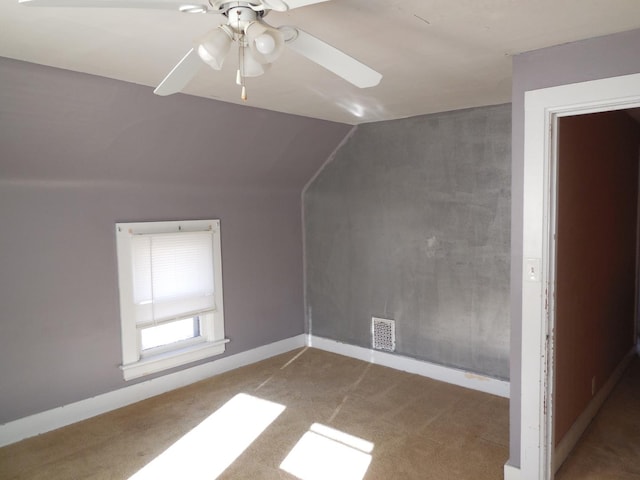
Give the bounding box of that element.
[0,347,509,479]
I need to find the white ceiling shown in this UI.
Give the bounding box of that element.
[2,0,640,125]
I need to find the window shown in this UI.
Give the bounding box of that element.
[115,219,227,380]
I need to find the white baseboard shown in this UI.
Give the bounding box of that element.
[503,463,522,480]
[307,335,510,398]
[0,334,306,448]
[1,333,510,448]
[553,346,636,472]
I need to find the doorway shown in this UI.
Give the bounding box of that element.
[552,110,640,475]
[518,72,640,480]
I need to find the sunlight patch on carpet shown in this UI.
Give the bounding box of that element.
[280,423,373,480]
[129,393,285,480]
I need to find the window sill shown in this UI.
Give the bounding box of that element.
[121,339,230,381]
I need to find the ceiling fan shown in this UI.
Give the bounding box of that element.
[19,0,383,100]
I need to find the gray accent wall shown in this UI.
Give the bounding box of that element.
[304,104,511,379]
[509,28,640,467]
[0,57,351,424]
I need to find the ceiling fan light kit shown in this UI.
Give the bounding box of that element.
[239,48,269,77]
[245,20,284,64]
[196,25,233,70]
[254,31,276,54]
[19,0,383,99]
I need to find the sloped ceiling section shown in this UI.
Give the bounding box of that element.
[2,1,640,124]
[0,57,352,190]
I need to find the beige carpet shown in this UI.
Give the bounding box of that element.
[0,347,509,479]
[556,356,640,480]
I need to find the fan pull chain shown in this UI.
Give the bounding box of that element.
[235,8,247,102]
[237,41,247,101]
[236,66,247,100]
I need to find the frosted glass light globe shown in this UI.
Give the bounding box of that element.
[255,33,276,54]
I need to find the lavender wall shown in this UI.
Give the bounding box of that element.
[0,57,350,424]
[510,28,640,467]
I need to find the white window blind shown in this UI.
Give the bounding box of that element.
[130,230,215,326]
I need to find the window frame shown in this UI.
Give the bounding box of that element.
[139,315,202,355]
[115,219,227,381]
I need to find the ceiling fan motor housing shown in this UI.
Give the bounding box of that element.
[212,1,268,14]
[226,5,261,31]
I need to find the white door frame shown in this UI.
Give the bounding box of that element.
[519,72,640,480]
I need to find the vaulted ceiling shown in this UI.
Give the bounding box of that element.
[2,0,640,124]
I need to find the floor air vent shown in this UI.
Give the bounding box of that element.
[372,317,395,352]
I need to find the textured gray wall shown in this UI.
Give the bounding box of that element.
[509,28,640,467]
[0,57,350,424]
[304,104,511,379]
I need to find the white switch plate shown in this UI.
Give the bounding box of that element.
[525,258,541,282]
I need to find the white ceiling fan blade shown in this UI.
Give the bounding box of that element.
[154,48,202,96]
[261,0,329,12]
[280,26,382,88]
[19,0,210,12]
